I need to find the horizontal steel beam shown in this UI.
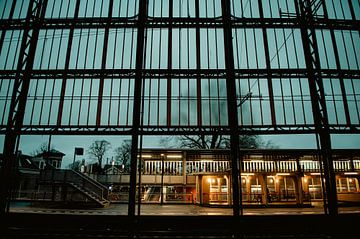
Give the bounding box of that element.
[0,124,358,135]
[0,17,358,30]
[0,69,359,79]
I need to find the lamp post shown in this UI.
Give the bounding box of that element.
[160,153,165,205]
[72,147,84,170]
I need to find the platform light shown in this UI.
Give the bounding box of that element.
[276,173,290,176]
[241,173,254,176]
[166,155,182,159]
[344,172,358,175]
[141,154,152,158]
[310,173,321,175]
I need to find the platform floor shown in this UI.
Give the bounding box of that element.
[9,202,360,216]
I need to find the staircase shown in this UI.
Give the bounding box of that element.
[40,169,110,207]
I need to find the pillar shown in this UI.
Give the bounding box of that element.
[259,174,268,205]
[294,175,304,205]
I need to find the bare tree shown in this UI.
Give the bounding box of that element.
[166,133,266,150]
[88,140,111,169]
[31,142,54,156]
[114,140,131,172]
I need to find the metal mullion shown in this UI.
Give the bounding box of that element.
[205,2,212,126]
[337,31,350,70]
[96,0,113,126]
[243,29,249,70]
[39,29,56,125]
[329,77,340,124]
[107,77,113,125]
[279,26,295,124]
[187,23,190,126]
[126,77,131,126]
[166,0,173,126]
[157,2,163,127]
[1,80,13,125]
[147,2,155,126]
[258,0,276,127]
[77,77,85,125]
[86,78,92,125]
[286,2,305,125]
[3,30,15,69]
[251,27,264,125]
[3,41,21,121]
[46,77,56,126]
[338,0,347,20]
[47,0,56,19]
[321,1,351,126]
[350,78,360,123]
[0,0,16,52]
[29,29,48,125]
[329,0,338,19]
[56,0,64,19]
[57,0,81,125]
[273,29,287,124]
[237,79,244,125]
[195,0,202,127]
[347,0,357,21]
[117,78,122,126]
[0,0,9,19]
[55,28,65,69]
[120,0,130,69]
[16,0,26,19]
[212,0,220,127]
[347,31,359,69]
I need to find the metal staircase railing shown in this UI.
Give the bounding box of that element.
[40,169,109,206]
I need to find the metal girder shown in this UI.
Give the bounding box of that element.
[0,0,48,216]
[296,0,337,215]
[1,69,359,80]
[0,17,358,31]
[221,0,241,217]
[0,124,359,136]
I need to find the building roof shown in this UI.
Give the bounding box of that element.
[34,149,65,158]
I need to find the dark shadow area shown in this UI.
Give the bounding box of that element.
[3,213,360,238]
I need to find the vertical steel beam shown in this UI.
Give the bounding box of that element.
[96,0,114,126]
[221,0,241,216]
[296,0,338,215]
[195,0,202,127]
[258,0,277,126]
[128,0,147,217]
[0,0,48,215]
[166,0,173,126]
[57,0,81,125]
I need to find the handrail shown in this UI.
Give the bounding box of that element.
[40,169,109,201]
[71,170,108,191]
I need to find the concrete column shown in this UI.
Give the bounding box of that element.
[302,176,310,195]
[338,177,342,192]
[293,175,303,205]
[201,176,210,205]
[259,174,268,205]
[217,177,221,202]
[246,177,251,202]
